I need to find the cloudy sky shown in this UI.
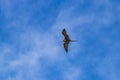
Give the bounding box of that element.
[0,0,120,80]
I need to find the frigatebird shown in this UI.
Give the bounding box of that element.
[62,28,77,52]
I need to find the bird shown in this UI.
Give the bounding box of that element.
[62,28,77,53]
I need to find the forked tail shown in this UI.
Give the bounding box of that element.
[70,40,78,42]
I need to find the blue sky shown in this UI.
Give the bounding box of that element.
[0,0,120,80]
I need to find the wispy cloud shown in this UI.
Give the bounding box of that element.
[0,0,120,80]
[51,0,120,80]
[62,67,82,80]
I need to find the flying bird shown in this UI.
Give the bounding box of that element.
[62,28,77,53]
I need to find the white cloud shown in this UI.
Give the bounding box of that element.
[0,0,119,80]
[5,29,66,79]
[62,67,82,80]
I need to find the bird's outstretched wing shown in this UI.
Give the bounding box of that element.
[62,28,70,40]
[62,28,67,35]
[63,42,69,52]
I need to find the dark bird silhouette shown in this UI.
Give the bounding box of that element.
[62,28,77,53]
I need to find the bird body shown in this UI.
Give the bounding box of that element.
[62,28,76,52]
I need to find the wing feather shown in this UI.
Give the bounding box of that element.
[62,28,67,36]
[62,28,70,40]
[63,42,68,52]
